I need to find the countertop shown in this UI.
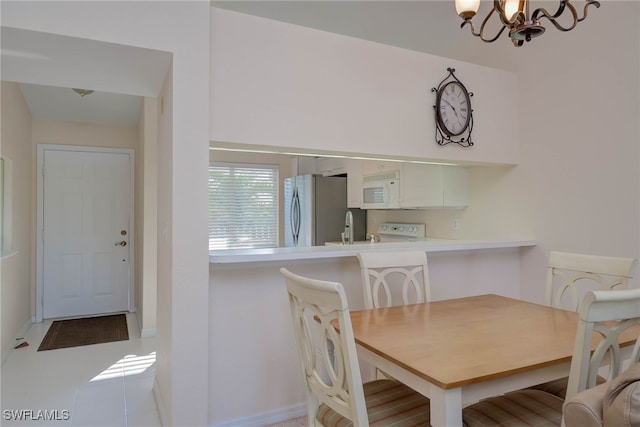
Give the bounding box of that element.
[209,238,537,264]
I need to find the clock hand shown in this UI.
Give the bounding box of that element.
[444,99,459,118]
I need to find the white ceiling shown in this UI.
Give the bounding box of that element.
[211,1,465,58]
[1,26,171,127]
[19,83,143,127]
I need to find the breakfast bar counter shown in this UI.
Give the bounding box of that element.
[209,238,537,264]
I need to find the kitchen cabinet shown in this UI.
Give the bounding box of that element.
[401,163,468,208]
[317,157,363,208]
[345,159,363,208]
[292,156,317,175]
[317,157,346,176]
[295,156,363,208]
[362,160,401,175]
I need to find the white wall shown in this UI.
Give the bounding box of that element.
[0,82,32,364]
[210,8,519,166]
[136,97,159,337]
[313,2,640,306]
[32,119,138,149]
[2,2,210,425]
[207,4,640,424]
[458,2,640,303]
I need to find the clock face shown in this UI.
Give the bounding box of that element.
[437,81,471,137]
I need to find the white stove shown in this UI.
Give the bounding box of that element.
[376,223,426,243]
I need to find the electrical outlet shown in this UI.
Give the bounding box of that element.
[452,219,460,231]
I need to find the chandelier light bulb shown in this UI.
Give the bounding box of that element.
[455,0,481,20]
[503,0,525,21]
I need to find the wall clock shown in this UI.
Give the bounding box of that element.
[432,68,474,147]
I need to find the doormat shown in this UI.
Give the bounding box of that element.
[38,314,129,351]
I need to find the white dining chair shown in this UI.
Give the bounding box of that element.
[545,251,636,312]
[530,251,637,398]
[357,250,431,309]
[357,250,432,380]
[281,268,431,426]
[462,288,640,427]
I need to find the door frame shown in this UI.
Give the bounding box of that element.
[36,144,135,322]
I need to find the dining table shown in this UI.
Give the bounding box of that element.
[348,294,639,427]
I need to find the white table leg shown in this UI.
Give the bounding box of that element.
[430,386,463,427]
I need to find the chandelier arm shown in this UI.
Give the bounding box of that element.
[493,0,509,26]
[479,23,508,43]
[535,0,567,20]
[532,3,579,32]
[460,19,481,37]
[479,7,509,43]
[460,7,507,44]
[578,0,601,22]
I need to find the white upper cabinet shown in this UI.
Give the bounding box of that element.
[400,163,468,209]
[292,156,318,175]
[317,157,346,176]
[345,159,363,208]
[362,160,400,175]
[293,156,364,208]
[359,160,468,209]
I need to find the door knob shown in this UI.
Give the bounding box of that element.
[115,241,127,246]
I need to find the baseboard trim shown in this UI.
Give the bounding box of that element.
[152,377,168,427]
[1,317,34,366]
[211,403,307,427]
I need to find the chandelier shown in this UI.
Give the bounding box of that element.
[455,0,600,47]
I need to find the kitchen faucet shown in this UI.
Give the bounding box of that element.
[342,210,354,244]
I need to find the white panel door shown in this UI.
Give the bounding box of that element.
[43,149,131,319]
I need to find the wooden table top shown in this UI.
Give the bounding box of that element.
[349,294,639,389]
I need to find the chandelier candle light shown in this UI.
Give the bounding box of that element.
[455,0,600,46]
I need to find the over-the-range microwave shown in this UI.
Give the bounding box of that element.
[361,171,401,209]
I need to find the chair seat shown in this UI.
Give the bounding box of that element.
[462,389,564,427]
[527,375,607,398]
[316,379,430,427]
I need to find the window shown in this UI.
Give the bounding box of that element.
[208,162,278,250]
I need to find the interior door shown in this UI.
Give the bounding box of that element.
[42,148,132,319]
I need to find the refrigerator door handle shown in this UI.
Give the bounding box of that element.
[291,188,300,246]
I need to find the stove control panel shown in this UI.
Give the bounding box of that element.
[377,223,426,241]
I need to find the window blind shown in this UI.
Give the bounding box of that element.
[208,162,278,250]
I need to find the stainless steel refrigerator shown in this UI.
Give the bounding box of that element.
[284,174,366,247]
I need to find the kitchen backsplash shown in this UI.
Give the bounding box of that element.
[366,209,466,240]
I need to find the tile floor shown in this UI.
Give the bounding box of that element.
[1,313,160,426]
